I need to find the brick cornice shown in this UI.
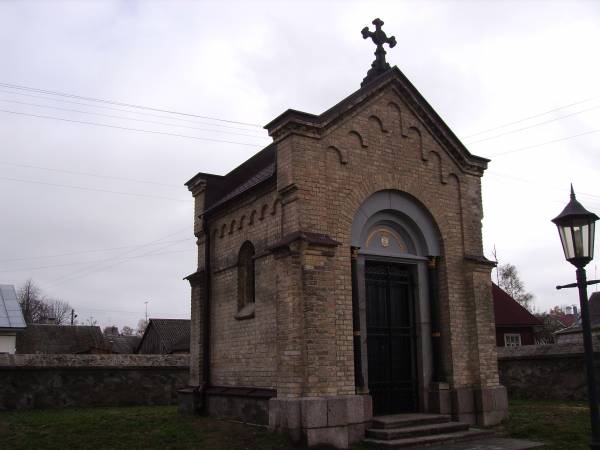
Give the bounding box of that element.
[269,230,340,254]
[464,254,497,268]
[264,67,488,176]
[184,270,205,287]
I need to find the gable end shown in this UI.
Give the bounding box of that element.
[264,68,488,176]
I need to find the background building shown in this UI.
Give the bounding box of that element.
[493,283,542,347]
[0,284,26,354]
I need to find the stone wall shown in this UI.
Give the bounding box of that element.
[0,354,189,410]
[497,343,597,401]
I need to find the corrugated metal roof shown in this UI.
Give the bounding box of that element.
[142,319,190,353]
[105,334,141,354]
[0,284,26,329]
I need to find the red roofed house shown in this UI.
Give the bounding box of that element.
[493,283,542,347]
[549,306,578,329]
[554,292,599,344]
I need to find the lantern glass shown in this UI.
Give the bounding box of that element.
[553,186,598,268]
[557,219,594,263]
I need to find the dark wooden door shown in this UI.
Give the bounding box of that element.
[366,261,417,415]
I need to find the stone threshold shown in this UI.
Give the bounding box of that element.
[407,436,544,449]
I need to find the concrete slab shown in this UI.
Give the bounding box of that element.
[364,429,491,448]
[414,437,544,450]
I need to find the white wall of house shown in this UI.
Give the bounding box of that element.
[0,333,17,354]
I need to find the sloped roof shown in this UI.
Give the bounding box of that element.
[551,314,577,328]
[105,334,141,354]
[204,162,276,213]
[16,324,107,354]
[139,318,190,354]
[555,292,600,335]
[170,332,191,353]
[493,283,542,328]
[264,67,489,174]
[185,144,276,215]
[0,284,26,330]
[186,66,490,217]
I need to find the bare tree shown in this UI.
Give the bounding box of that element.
[18,279,75,325]
[498,263,535,312]
[103,325,119,336]
[137,318,148,335]
[121,326,134,336]
[45,299,71,325]
[18,279,48,323]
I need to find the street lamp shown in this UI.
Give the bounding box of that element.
[553,185,600,450]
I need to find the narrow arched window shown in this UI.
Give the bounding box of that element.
[236,241,255,319]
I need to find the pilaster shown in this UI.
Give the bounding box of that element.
[270,230,342,397]
[185,270,205,387]
[456,255,508,425]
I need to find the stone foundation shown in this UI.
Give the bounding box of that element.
[475,385,508,426]
[268,395,372,448]
[177,386,202,415]
[449,385,507,425]
[206,386,275,425]
[178,385,275,425]
[179,384,506,447]
[427,382,451,415]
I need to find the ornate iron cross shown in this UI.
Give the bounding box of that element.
[361,18,396,86]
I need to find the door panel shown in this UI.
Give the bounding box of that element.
[366,261,417,415]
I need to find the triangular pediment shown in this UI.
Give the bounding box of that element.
[264,67,488,175]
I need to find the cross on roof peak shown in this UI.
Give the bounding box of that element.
[361,18,396,87]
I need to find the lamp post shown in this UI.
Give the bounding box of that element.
[553,185,600,450]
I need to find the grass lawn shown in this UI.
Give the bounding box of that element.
[504,399,590,450]
[0,405,354,450]
[0,399,590,449]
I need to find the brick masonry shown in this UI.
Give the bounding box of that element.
[185,68,507,447]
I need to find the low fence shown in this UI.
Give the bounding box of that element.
[497,343,599,401]
[0,354,189,410]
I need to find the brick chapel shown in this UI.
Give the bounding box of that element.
[181,18,508,448]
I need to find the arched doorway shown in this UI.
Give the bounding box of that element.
[351,190,441,416]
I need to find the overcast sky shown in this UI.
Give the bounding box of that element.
[1,0,599,329]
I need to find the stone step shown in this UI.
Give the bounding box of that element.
[371,413,452,429]
[363,428,493,448]
[367,421,470,440]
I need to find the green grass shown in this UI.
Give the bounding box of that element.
[0,405,297,450]
[504,399,590,450]
[0,399,591,449]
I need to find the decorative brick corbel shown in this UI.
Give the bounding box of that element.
[184,270,205,288]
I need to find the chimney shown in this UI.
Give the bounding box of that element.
[565,306,573,315]
[573,305,578,316]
